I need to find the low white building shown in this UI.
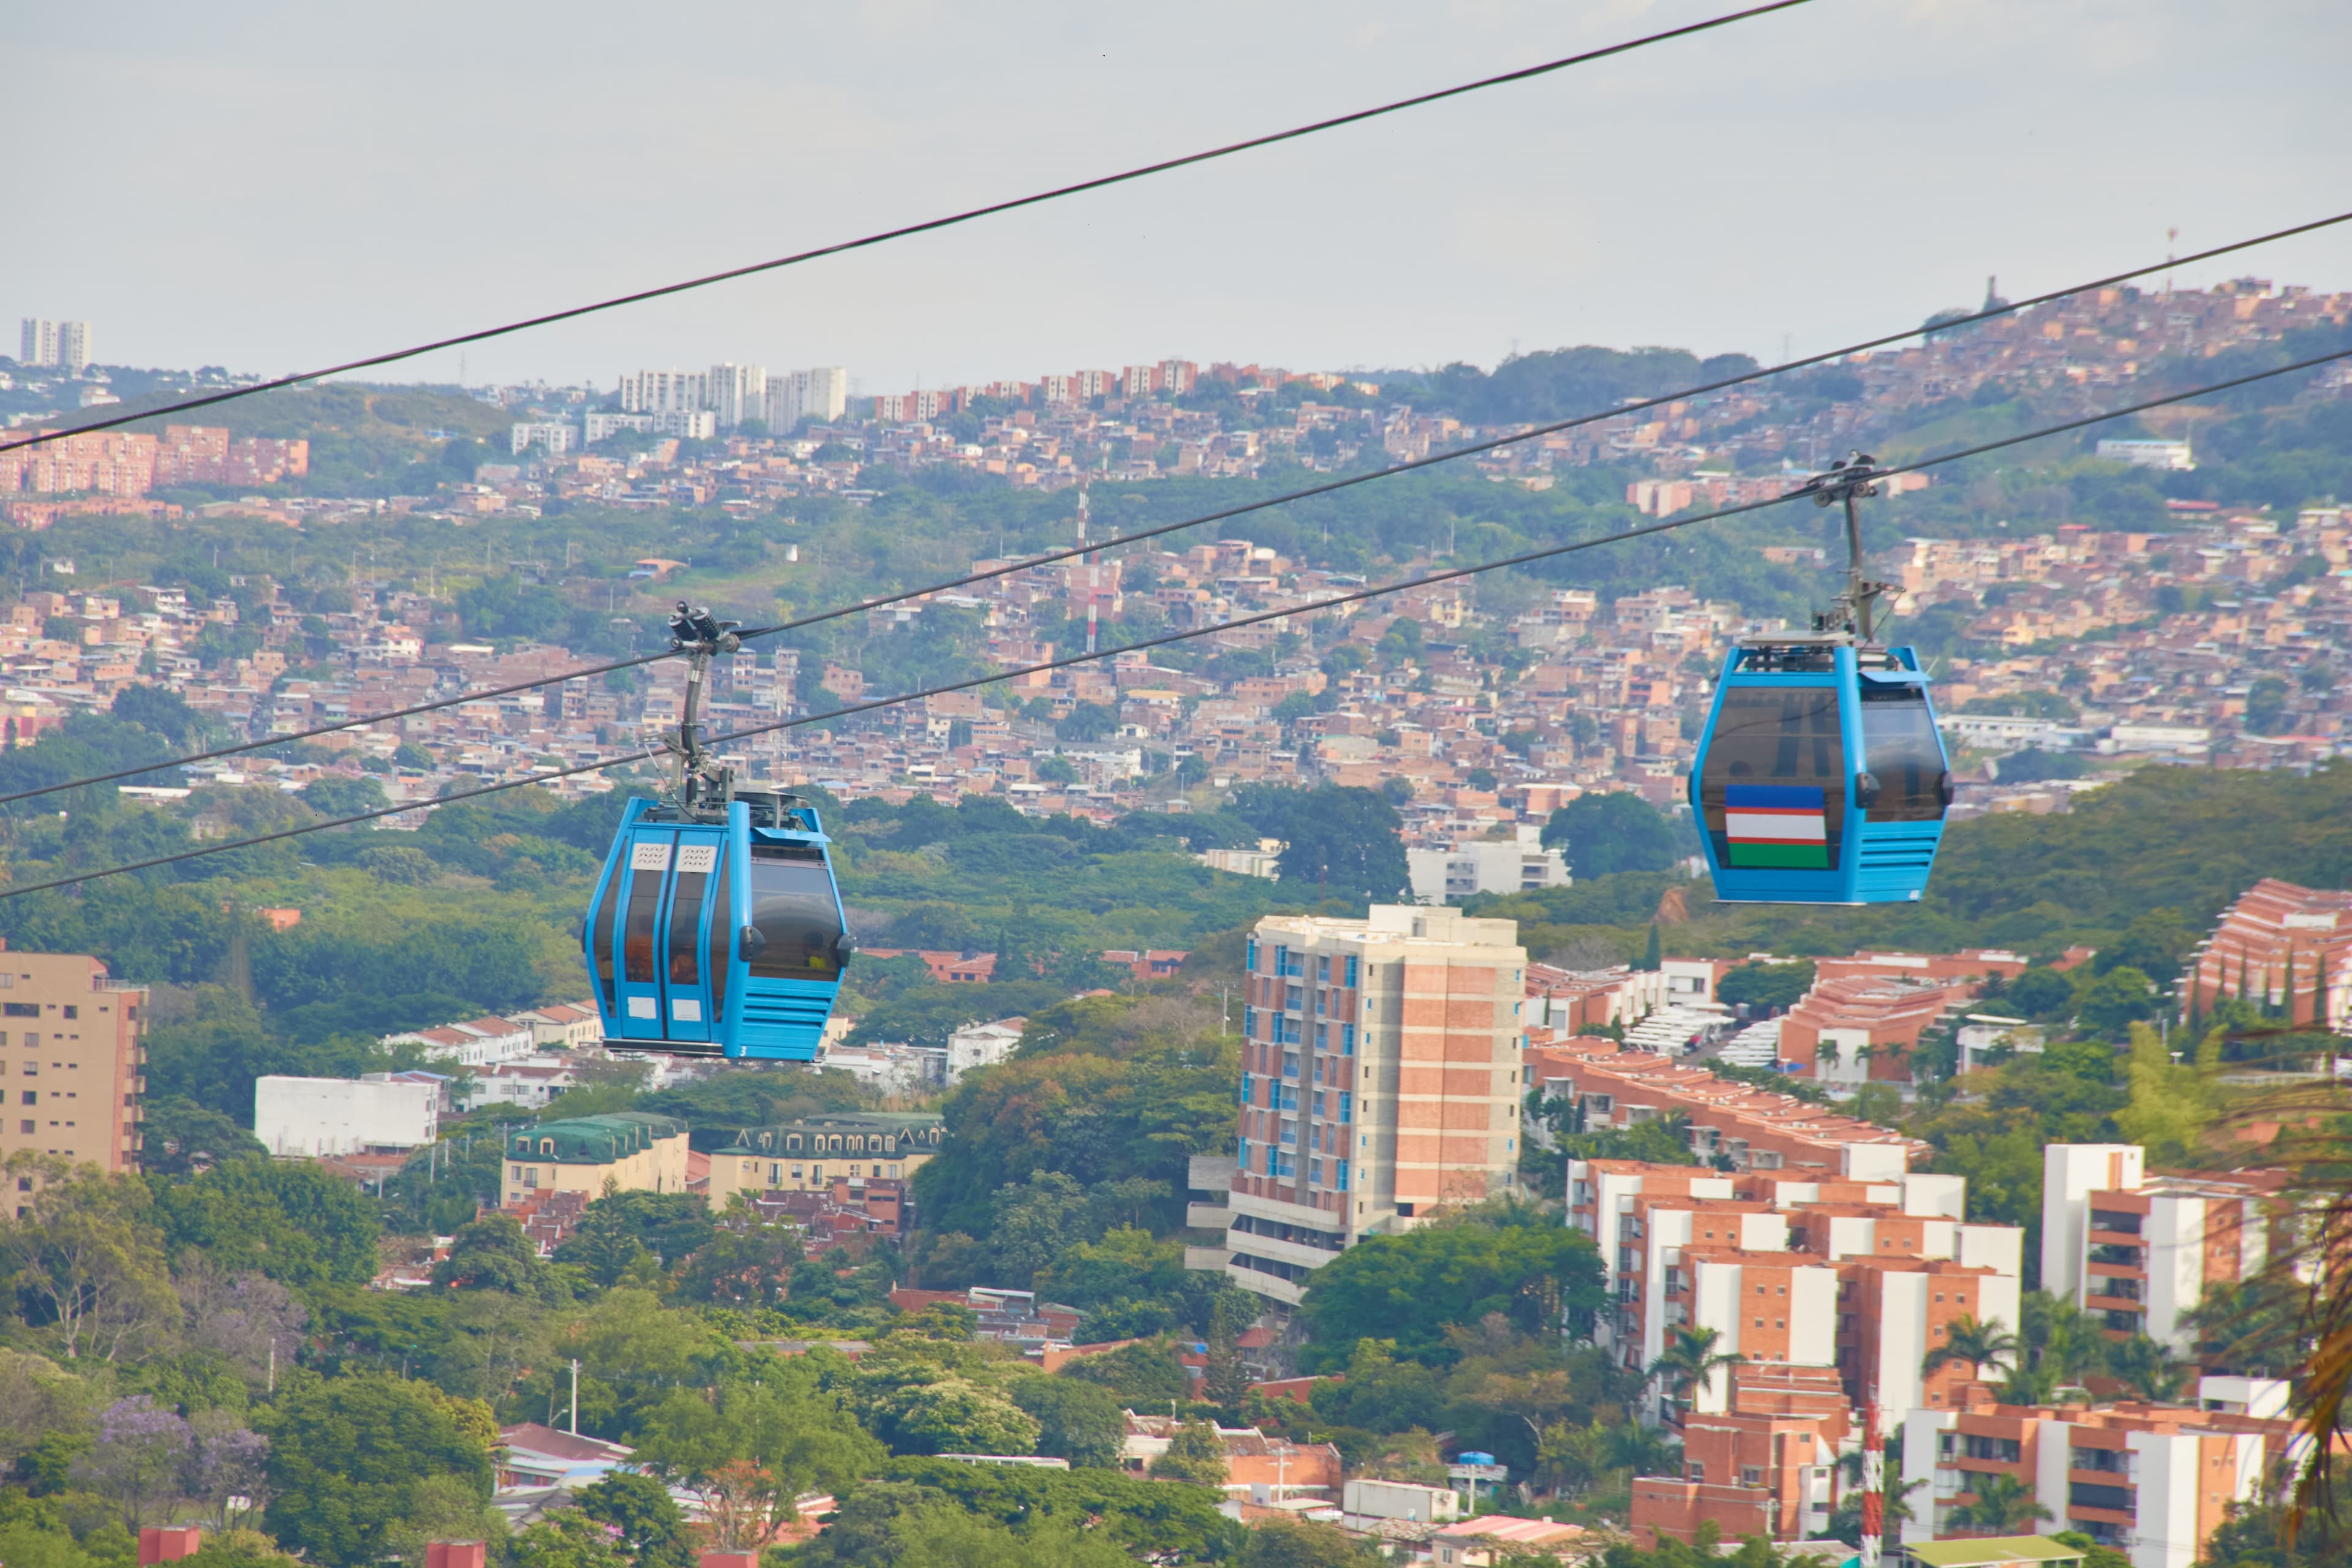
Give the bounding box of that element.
[508,1001,604,1050]
[1406,826,1570,905]
[2095,437,2195,470]
[818,1040,932,1095]
[383,1014,538,1068]
[1200,839,1284,879]
[1341,1478,1461,1531]
[943,1017,1025,1084]
[465,1056,581,1111]
[1957,1015,2045,1073]
[255,1072,441,1157]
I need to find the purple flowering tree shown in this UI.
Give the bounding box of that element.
[187,1408,270,1529]
[73,1395,193,1529]
[179,1262,308,1389]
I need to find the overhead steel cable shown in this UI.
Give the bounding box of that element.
[0,0,1814,458]
[9,207,2345,810]
[8,342,2345,902]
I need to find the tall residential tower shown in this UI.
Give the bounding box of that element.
[1214,905,1529,1307]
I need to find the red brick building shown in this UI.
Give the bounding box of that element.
[2178,876,2352,1031]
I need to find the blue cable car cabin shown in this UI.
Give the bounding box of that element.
[1687,636,1954,905]
[582,789,852,1058]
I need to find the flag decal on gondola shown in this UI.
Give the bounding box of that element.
[1725,785,1830,869]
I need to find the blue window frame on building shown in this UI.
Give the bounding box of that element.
[1317,956,1330,982]
[1246,937,1259,971]
[1309,1156,1322,1186]
[1340,1091,1353,1122]
[1345,955,1359,987]
[1239,1072,1252,1106]
[1281,1052,1300,1080]
[1311,1089,1324,1117]
[1336,1160,1350,1190]
[1272,943,1287,976]
[1341,1023,1357,1054]
[1242,1005,1256,1040]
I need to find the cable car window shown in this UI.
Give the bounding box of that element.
[1698,687,1847,867]
[747,851,843,981]
[587,876,619,1010]
[706,856,731,1020]
[669,845,715,986]
[623,839,670,985]
[1859,683,1948,821]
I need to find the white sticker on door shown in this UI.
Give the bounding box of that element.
[677,844,718,873]
[627,997,658,1018]
[672,999,703,1022]
[630,841,673,871]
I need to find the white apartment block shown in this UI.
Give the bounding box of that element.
[584,412,655,443]
[255,1073,440,1156]
[20,318,92,372]
[1406,826,1570,904]
[942,1017,1024,1084]
[766,366,849,431]
[619,368,709,415]
[706,362,766,428]
[2041,1144,2275,1351]
[1900,1377,2281,1568]
[1574,1161,2020,1423]
[510,422,576,456]
[653,409,715,439]
[1210,907,1529,1307]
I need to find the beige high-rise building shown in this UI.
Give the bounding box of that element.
[0,951,148,1192]
[1214,906,1529,1307]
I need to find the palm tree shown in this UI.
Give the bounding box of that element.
[1606,1420,1679,1479]
[1948,1472,2053,1536]
[1922,1314,2022,1382]
[1646,1325,1744,1421]
[1531,1417,1612,1498]
[2106,1333,2194,1403]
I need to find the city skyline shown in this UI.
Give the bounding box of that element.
[7,0,2351,391]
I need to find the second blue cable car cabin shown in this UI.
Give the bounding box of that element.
[1687,635,1954,905]
[582,789,852,1058]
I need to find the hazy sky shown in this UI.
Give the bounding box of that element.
[10,1,2350,396]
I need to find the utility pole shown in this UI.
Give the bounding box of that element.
[570,1359,581,1436]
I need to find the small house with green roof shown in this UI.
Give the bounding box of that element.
[500,1111,691,1207]
[709,1112,945,1204]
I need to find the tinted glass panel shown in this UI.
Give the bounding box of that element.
[588,873,620,1009]
[1698,686,1847,866]
[668,870,707,985]
[1859,682,1948,821]
[747,851,843,981]
[624,867,665,984]
[707,858,731,1020]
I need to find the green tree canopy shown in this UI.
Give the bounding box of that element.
[1540,791,1680,877]
[1298,1209,1602,1371]
[262,1373,494,1567]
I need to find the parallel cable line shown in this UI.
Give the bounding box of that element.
[8,343,2343,900]
[6,209,2344,809]
[0,1,1812,457]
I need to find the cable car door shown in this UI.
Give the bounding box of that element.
[614,831,674,1041]
[659,833,725,1045]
